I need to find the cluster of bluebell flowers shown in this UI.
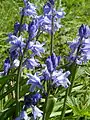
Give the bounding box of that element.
[0,0,71,120]
[68,24,90,64]
[16,93,42,120]
[40,53,71,88]
[25,55,70,119]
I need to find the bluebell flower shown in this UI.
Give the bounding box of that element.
[41,67,51,81]
[68,38,82,64]
[46,56,54,73]
[22,23,28,32]
[29,41,45,57]
[27,2,64,34]
[9,35,25,53]
[43,2,65,18]
[79,24,90,38]
[13,22,20,36]
[49,0,55,5]
[31,93,42,105]
[41,4,65,33]
[24,93,42,109]
[55,9,65,19]
[9,35,25,48]
[0,71,4,76]
[24,94,32,109]
[39,15,63,33]
[10,50,19,61]
[52,70,71,88]
[21,0,37,17]
[27,5,64,35]
[12,59,20,67]
[31,105,43,120]
[7,34,18,42]
[51,53,60,69]
[68,39,80,62]
[15,110,29,120]
[68,25,90,64]
[27,73,42,92]
[20,111,29,120]
[81,38,90,61]
[13,22,28,36]
[24,57,39,69]
[0,58,11,76]
[39,17,51,33]
[46,53,60,73]
[38,15,52,33]
[43,2,51,15]
[4,58,10,75]
[27,41,35,49]
[68,40,79,53]
[28,19,38,39]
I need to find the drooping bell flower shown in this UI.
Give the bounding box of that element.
[46,53,60,73]
[4,58,10,75]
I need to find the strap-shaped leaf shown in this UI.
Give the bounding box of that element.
[45,94,57,120]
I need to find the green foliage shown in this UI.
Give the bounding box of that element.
[44,95,57,120]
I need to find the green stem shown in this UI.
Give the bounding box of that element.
[18,15,24,37]
[59,88,69,120]
[42,82,51,120]
[60,64,77,120]
[68,64,77,95]
[16,14,24,117]
[42,95,48,120]
[60,37,83,119]
[68,37,82,95]
[16,60,22,116]
[1,90,3,110]
[50,6,54,55]
[16,40,29,116]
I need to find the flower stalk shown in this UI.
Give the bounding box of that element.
[18,14,24,37]
[59,88,69,120]
[50,6,54,55]
[60,37,83,120]
[16,14,24,117]
[43,3,54,120]
[16,39,29,116]
[42,92,49,120]
[68,37,83,94]
[68,64,77,95]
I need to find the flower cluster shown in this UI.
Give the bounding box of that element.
[20,0,37,17]
[15,92,42,120]
[13,22,28,36]
[26,0,65,38]
[1,0,71,120]
[27,52,70,91]
[42,53,70,88]
[68,24,90,64]
[25,52,70,119]
[27,73,43,92]
[1,34,44,76]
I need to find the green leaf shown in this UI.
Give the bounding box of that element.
[0,77,28,100]
[0,106,15,120]
[45,95,57,120]
[0,74,16,84]
[50,109,72,117]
